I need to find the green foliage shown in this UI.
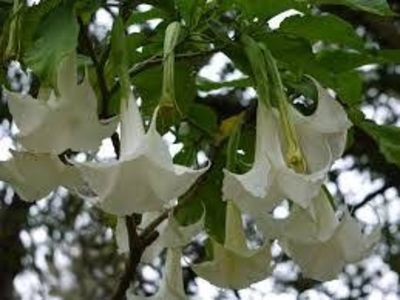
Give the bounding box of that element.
[196,150,227,243]
[24,2,78,87]
[358,120,400,168]
[175,0,206,28]
[197,77,252,91]
[279,14,365,50]
[311,0,395,16]
[127,8,167,25]
[107,17,130,94]
[187,103,218,137]
[133,62,196,118]
[232,0,309,19]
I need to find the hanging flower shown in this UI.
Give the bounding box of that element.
[116,211,203,263]
[223,80,352,220]
[5,53,117,154]
[0,150,83,202]
[277,189,380,281]
[126,248,187,300]
[193,202,272,289]
[77,93,209,216]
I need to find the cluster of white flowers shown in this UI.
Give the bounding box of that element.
[0,50,380,299]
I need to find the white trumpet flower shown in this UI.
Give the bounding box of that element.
[116,211,203,263]
[0,150,83,201]
[277,190,380,281]
[223,81,351,218]
[270,189,339,243]
[5,53,117,154]
[193,202,272,289]
[78,94,209,215]
[126,248,187,300]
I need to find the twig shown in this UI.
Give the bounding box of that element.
[349,185,389,214]
[108,48,221,99]
[111,215,143,300]
[78,17,110,118]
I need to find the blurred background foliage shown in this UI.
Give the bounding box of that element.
[1,0,400,299]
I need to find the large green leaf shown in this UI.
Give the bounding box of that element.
[19,0,61,53]
[316,49,376,73]
[107,17,129,91]
[127,8,166,25]
[233,0,308,19]
[358,120,400,167]
[333,70,363,106]
[197,77,251,91]
[195,150,227,243]
[187,103,218,136]
[311,0,394,16]
[175,0,206,27]
[24,2,78,86]
[279,14,364,50]
[132,61,196,116]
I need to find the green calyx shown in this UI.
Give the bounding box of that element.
[160,22,182,112]
[242,35,271,108]
[262,47,307,173]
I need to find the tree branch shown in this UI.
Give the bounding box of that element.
[111,215,143,300]
[349,184,389,214]
[78,17,111,118]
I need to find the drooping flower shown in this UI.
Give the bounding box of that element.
[77,93,209,215]
[223,80,352,219]
[116,211,203,263]
[0,150,83,202]
[5,53,117,154]
[193,201,272,289]
[126,248,187,300]
[277,190,380,281]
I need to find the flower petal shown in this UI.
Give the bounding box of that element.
[78,100,208,215]
[280,209,380,281]
[120,93,145,158]
[193,202,272,289]
[6,53,117,154]
[278,189,339,243]
[0,151,83,201]
[193,241,272,289]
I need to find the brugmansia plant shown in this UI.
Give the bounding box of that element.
[0,0,399,298]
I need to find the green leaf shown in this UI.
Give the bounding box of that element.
[262,33,319,74]
[279,14,364,50]
[24,2,78,86]
[233,0,308,19]
[334,71,363,106]
[358,120,400,167]
[378,49,400,64]
[75,0,101,22]
[19,0,61,52]
[132,61,196,116]
[132,65,162,116]
[316,49,376,73]
[174,196,204,226]
[187,103,218,136]
[127,8,166,25]
[197,77,251,91]
[195,151,227,243]
[175,0,206,27]
[311,0,394,16]
[107,17,129,93]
